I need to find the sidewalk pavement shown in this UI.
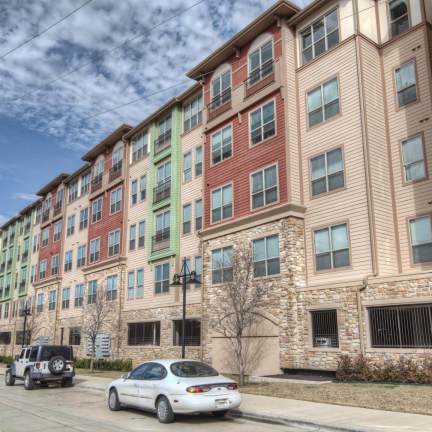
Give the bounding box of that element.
[1,367,431,432]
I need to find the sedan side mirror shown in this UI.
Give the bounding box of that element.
[122,372,130,380]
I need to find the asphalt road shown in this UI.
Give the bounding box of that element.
[0,380,308,432]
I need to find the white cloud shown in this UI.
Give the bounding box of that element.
[12,192,38,201]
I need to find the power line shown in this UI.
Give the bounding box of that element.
[0,0,96,60]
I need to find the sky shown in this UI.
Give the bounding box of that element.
[0,0,310,224]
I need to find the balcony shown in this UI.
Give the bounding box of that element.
[53,201,63,217]
[153,178,171,203]
[152,228,170,253]
[154,130,171,155]
[244,60,274,98]
[207,88,232,121]
[42,209,50,223]
[109,161,123,183]
[91,174,103,193]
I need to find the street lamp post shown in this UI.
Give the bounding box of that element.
[171,257,200,359]
[22,304,32,348]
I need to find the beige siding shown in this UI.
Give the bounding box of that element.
[358,0,379,42]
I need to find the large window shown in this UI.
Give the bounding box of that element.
[211,246,233,284]
[248,39,273,85]
[253,235,280,277]
[131,180,138,205]
[64,250,73,272]
[251,165,278,210]
[62,287,70,309]
[92,197,102,223]
[389,0,410,38]
[66,214,75,236]
[307,78,339,127]
[173,319,201,346]
[183,152,192,182]
[211,184,232,223]
[131,130,148,162]
[129,224,136,251]
[74,284,84,308]
[128,322,160,346]
[36,293,44,313]
[39,259,47,279]
[211,125,232,165]
[110,187,122,214]
[140,175,147,202]
[108,229,120,257]
[301,9,339,64]
[138,221,145,248]
[183,204,192,234]
[79,207,88,230]
[81,171,90,195]
[48,290,56,311]
[77,244,86,268]
[106,275,118,301]
[69,327,81,346]
[183,94,202,132]
[195,146,202,177]
[395,62,417,107]
[68,181,78,203]
[311,148,344,196]
[195,199,202,231]
[53,221,62,242]
[88,280,97,304]
[210,69,231,110]
[369,303,432,348]
[41,227,49,248]
[314,223,350,271]
[136,269,144,297]
[402,135,426,182]
[155,262,170,294]
[127,271,134,299]
[409,216,432,264]
[89,238,100,263]
[250,100,275,145]
[51,254,59,275]
[311,309,339,348]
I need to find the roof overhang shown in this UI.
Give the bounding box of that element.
[287,0,334,27]
[19,198,42,216]
[36,173,70,196]
[186,0,300,80]
[64,163,91,184]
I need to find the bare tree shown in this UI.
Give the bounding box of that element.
[82,284,115,372]
[210,243,270,385]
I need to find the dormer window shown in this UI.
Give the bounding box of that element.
[389,0,410,38]
[210,68,231,111]
[248,37,273,86]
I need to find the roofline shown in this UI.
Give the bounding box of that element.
[36,173,70,196]
[19,198,43,216]
[286,0,332,26]
[0,215,20,231]
[64,163,91,184]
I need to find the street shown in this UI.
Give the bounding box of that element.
[0,380,307,432]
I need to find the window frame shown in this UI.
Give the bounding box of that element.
[249,98,276,146]
[400,133,427,184]
[250,163,279,211]
[110,187,122,215]
[211,246,233,284]
[210,182,233,225]
[211,124,233,166]
[394,60,418,109]
[91,197,103,224]
[106,274,118,302]
[310,308,339,349]
[108,229,120,257]
[183,152,192,183]
[182,203,192,235]
[89,237,101,263]
[210,66,232,111]
[408,214,432,266]
[154,262,170,294]
[252,234,280,278]
[183,93,203,133]
[388,0,411,39]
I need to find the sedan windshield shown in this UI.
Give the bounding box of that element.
[170,361,218,377]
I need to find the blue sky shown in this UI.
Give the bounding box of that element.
[0,0,309,224]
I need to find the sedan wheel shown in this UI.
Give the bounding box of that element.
[156,396,175,424]
[108,388,121,411]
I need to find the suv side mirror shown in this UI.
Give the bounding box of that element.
[15,355,20,361]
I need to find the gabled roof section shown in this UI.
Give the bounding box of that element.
[186,0,300,80]
[81,124,133,162]
[36,173,70,196]
[64,163,91,184]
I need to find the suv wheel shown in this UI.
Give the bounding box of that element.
[48,356,66,375]
[108,388,121,411]
[5,370,15,386]
[24,371,35,390]
[156,396,175,423]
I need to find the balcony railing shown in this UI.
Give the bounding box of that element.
[154,130,171,155]
[24,222,31,234]
[109,161,123,183]
[53,201,63,217]
[42,209,50,223]
[207,88,232,121]
[91,174,103,193]
[153,178,171,203]
[152,228,170,252]
[244,60,274,94]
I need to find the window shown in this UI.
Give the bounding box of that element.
[30,265,37,283]
[64,250,73,272]
[51,254,59,275]
[138,221,145,248]
[0,331,11,344]
[74,284,84,307]
[155,210,170,237]
[41,227,49,247]
[77,244,86,268]
[173,319,201,346]
[48,290,56,311]
[129,224,136,251]
[39,259,47,279]
[112,143,123,169]
[89,238,100,263]
[409,216,432,264]
[68,181,78,202]
[52,221,61,242]
[93,157,104,183]
[389,0,410,38]
[211,247,233,284]
[79,207,88,230]
[136,268,144,297]
[195,146,202,177]
[155,262,169,294]
[139,175,147,201]
[108,229,120,257]
[62,287,70,309]
[81,171,90,195]
[211,125,232,164]
[3,303,9,319]
[131,180,138,205]
[251,165,278,209]
[131,130,148,162]
[128,322,160,346]
[88,280,97,304]
[183,152,192,182]
[36,293,44,313]
[369,303,432,348]
[250,100,275,145]
[110,187,122,214]
[194,256,202,281]
[395,62,417,107]
[56,188,64,208]
[253,235,280,277]
[183,204,192,234]
[402,135,426,182]
[211,184,232,223]
[67,214,75,236]
[92,197,102,223]
[184,94,203,132]
[311,309,339,348]
[301,9,339,64]
[308,78,339,127]
[248,39,273,85]
[314,223,350,271]
[127,271,135,299]
[195,199,202,231]
[311,148,344,196]
[106,275,118,301]
[211,69,231,110]
[32,233,39,252]
[69,327,81,346]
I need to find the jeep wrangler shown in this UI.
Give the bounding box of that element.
[4,345,75,390]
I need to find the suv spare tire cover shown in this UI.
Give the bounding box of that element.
[48,356,66,375]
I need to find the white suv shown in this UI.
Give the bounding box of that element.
[5,345,75,390]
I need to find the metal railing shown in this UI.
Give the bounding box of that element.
[311,309,339,348]
[42,209,50,223]
[154,130,171,154]
[109,161,123,182]
[91,174,103,193]
[152,228,170,252]
[153,178,171,203]
[245,59,274,88]
[207,88,231,112]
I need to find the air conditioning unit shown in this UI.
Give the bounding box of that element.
[314,337,332,347]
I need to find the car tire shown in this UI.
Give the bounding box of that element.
[48,356,66,375]
[24,371,35,390]
[156,396,175,424]
[213,410,228,418]
[108,388,121,411]
[61,377,73,387]
[5,370,15,386]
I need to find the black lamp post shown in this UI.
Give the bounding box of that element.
[21,304,32,348]
[171,257,200,359]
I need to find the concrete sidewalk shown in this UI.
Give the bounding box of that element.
[1,367,431,432]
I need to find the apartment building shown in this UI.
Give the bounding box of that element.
[0,0,431,374]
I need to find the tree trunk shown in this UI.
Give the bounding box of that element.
[90,340,96,372]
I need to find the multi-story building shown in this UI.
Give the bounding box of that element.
[0,0,431,374]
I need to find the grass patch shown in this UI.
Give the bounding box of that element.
[76,368,124,379]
